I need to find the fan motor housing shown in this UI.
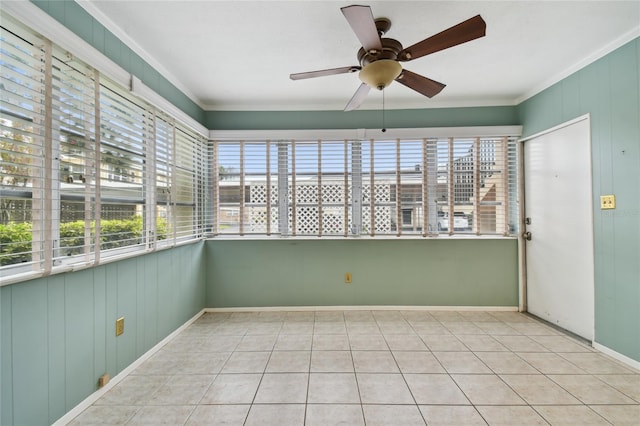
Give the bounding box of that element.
[357,38,403,66]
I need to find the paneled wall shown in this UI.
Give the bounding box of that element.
[518,38,640,363]
[205,239,519,308]
[0,242,206,425]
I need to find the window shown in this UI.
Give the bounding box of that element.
[98,80,149,254]
[155,115,173,242]
[174,127,207,239]
[52,44,97,263]
[1,23,46,272]
[0,17,207,282]
[211,136,518,238]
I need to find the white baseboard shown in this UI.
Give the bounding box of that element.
[205,305,519,312]
[593,342,640,371]
[52,308,207,426]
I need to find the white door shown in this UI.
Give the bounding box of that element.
[522,115,594,340]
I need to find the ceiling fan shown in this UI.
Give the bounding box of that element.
[290,5,486,111]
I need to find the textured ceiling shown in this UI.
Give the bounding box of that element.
[79,1,640,111]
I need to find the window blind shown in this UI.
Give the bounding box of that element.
[0,25,46,271]
[174,126,206,239]
[397,139,423,235]
[1,16,208,283]
[212,138,519,238]
[155,115,173,243]
[52,46,97,265]
[364,139,397,235]
[243,141,270,235]
[321,140,350,236]
[217,141,241,235]
[293,140,320,236]
[98,80,149,253]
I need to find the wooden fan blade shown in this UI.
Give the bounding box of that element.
[341,5,383,52]
[290,66,361,80]
[395,70,446,98]
[344,83,371,111]
[399,15,486,61]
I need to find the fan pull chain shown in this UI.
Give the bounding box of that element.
[382,89,386,132]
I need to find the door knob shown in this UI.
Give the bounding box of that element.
[523,231,532,241]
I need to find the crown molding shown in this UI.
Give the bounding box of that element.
[75,0,205,110]
[516,26,640,105]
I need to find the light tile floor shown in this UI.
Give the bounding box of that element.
[69,310,640,425]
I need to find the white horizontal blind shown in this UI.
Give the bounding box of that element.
[276,141,288,235]
[266,141,279,235]
[293,140,319,236]
[174,126,206,239]
[0,25,46,271]
[477,137,506,235]
[398,139,423,235]
[321,140,349,236]
[212,138,518,238]
[155,114,172,243]
[506,138,519,234]
[1,16,208,283]
[450,138,476,234]
[364,139,397,235]
[52,46,97,265]
[424,139,438,235]
[206,141,216,236]
[99,80,149,254]
[243,141,271,234]
[217,141,241,235]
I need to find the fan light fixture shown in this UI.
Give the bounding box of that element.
[290,5,486,110]
[358,59,402,90]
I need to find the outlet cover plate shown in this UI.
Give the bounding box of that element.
[600,195,616,209]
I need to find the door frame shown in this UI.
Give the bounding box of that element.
[517,114,595,340]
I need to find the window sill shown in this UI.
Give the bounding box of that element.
[205,234,517,241]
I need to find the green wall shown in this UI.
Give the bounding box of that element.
[205,239,518,308]
[206,105,520,130]
[0,242,206,426]
[30,0,206,126]
[518,37,640,363]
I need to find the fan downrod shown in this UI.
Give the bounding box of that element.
[375,17,391,36]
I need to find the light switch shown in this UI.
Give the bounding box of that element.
[115,317,124,336]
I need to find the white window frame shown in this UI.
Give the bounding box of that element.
[0,14,208,286]
[209,127,522,239]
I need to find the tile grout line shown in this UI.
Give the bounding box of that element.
[69,309,639,425]
[339,310,369,424]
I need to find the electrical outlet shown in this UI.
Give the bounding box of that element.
[345,272,352,284]
[115,317,124,336]
[600,194,616,209]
